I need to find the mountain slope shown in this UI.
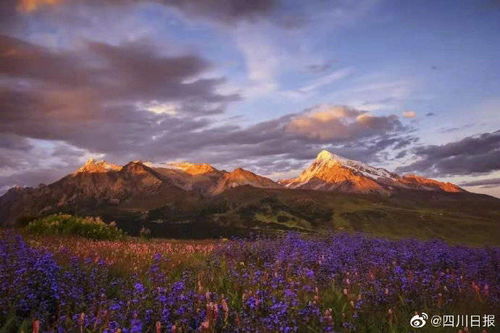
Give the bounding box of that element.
[1,152,497,245]
[167,162,219,175]
[280,150,465,195]
[204,186,499,245]
[76,159,122,173]
[399,174,463,192]
[0,160,280,225]
[152,162,225,195]
[0,160,192,225]
[211,168,282,195]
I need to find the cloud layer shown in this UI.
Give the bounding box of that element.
[7,0,279,26]
[0,98,414,191]
[1,0,499,199]
[0,34,414,172]
[286,105,403,141]
[460,178,500,188]
[0,35,238,154]
[397,130,500,176]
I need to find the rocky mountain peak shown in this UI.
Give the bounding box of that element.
[122,160,153,173]
[76,159,121,173]
[281,150,462,194]
[168,162,219,175]
[231,167,248,175]
[401,174,464,193]
[292,150,393,184]
[210,167,281,195]
[315,150,346,163]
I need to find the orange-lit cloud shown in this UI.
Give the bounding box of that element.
[285,105,402,141]
[402,111,416,118]
[17,0,62,12]
[15,0,278,21]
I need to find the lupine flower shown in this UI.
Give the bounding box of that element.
[0,231,498,332]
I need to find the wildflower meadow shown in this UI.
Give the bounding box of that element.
[0,230,498,332]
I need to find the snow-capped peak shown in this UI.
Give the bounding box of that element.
[316,150,335,161]
[312,150,397,180]
[315,150,351,164]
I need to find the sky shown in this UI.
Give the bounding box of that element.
[0,0,499,197]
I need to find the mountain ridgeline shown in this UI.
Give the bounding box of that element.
[1,151,499,244]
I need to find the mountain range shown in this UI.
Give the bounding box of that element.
[1,150,499,245]
[280,150,463,194]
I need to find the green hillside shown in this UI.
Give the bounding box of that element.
[89,186,500,246]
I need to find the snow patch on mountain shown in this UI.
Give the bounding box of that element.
[314,150,397,180]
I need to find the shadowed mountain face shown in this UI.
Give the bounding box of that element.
[1,151,498,244]
[0,159,282,225]
[0,161,195,225]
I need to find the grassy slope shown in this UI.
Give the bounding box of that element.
[20,185,498,246]
[206,187,500,246]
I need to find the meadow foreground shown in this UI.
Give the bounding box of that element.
[1,232,498,332]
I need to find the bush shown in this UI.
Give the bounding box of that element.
[25,214,125,240]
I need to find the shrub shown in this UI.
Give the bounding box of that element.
[25,214,125,240]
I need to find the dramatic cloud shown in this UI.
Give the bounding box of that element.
[0,98,414,191]
[0,138,89,194]
[285,105,404,141]
[7,0,278,24]
[2,0,378,34]
[0,35,237,153]
[0,0,415,192]
[17,0,62,12]
[397,130,500,176]
[0,35,236,105]
[460,178,500,188]
[4,0,475,194]
[0,133,32,151]
[159,105,415,175]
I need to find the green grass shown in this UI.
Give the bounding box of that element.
[16,186,499,246]
[209,188,500,246]
[26,214,125,240]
